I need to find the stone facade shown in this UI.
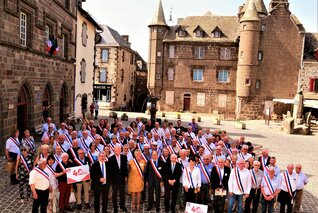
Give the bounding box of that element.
[0,0,77,150]
[94,26,148,111]
[148,0,305,119]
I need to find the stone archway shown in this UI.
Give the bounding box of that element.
[17,83,32,138]
[42,83,54,121]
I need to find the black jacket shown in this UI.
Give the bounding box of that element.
[162,161,182,186]
[210,166,231,190]
[90,161,111,190]
[145,159,164,184]
[108,154,128,184]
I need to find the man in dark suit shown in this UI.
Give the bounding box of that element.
[210,157,231,213]
[145,150,164,212]
[108,144,128,213]
[162,154,182,213]
[90,151,111,213]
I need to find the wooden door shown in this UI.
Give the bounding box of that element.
[183,96,191,111]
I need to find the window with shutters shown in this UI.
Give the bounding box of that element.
[220,48,231,60]
[194,47,205,59]
[197,93,205,106]
[165,91,174,105]
[169,45,175,58]
[193,69,203,81]
[310,78,318,93]
[218,94,227,108]
[82,22,87,46]
[100,69,107,83]
[168,68,174,81]
[80,59,86,83]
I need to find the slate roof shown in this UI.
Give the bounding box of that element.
[97,25,130,48]
[241,0,268,15]
[164,16,240,43]
[304,33,318,60]
[149,0,167,27]
[241,0,260,22]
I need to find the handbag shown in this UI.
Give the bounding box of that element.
[5,161,16,174]
[69,191,76,203]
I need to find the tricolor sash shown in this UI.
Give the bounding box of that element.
[132,158,143,179]
[178,159,184,170]
[100,137,107,146]
[81,138,90,152]
[203,142,213,154]
[64,134,72,145]
[197,137,203,146]
[46,164,55,175]
[9,137,20,148]
[34,167,49,181]
[89,134,95,141]
[264,175,275,196]
[56,142,66,153]
[234,168,244,193]
[162,139,169,147]
[250,169,258,187]
[140,152,148,162]
[160,155,167,163]
[227,148,233,156]
[20,155,31,173]
[150,159,162,179]
[98,125,103,133]
[190,145,197,155]
[108,143,115,153]
[54,155,65,171]
[216,165,223,185]
[167,145,176,155]
[185,168,195,188]
[87,126,92,131]
[176,141,182,149]
[86,151,95,163]
[261,157,269,172]
[24,138,35,150]
[283,171,293,197]
[239,153,245,160]
[199,159,210,184]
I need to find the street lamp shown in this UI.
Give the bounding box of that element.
[149,95,160,127]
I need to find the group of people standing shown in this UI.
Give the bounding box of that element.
[5,116,308,213]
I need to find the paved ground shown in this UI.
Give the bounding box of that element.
[1,110,317,212]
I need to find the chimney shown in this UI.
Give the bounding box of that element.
[122,35,129,42]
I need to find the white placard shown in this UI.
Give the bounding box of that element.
[66,165,90,184]
[184,202,208,213]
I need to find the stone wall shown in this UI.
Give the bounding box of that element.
[300,62,318,92]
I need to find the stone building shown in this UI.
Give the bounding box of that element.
[94,25,148,111]
[75,6,102,119]
[148,0,305,119]
[0,0,77,147]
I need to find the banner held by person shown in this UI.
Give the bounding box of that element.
[66,165,90,184]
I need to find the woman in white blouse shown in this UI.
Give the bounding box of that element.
[182,157,201,203]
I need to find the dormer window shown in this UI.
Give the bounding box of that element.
[213,31,221,38]
[178,30,186,37]
[195,30,203,38]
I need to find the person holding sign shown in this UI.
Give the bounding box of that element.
[55,153,73,213]
[90,152,111,213]
[182,157,201,203]
[260,166,281,213]
[227,159,252,213]
[145,150,164,212]
[211,157,231,213]
[128,149,146,210]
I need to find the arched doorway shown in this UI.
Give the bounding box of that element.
[42,84,53,121]
[17,84,31,138]
[60,84,67,123]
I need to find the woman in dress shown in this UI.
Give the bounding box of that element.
[15,146,33,203]
[21,130,35,157]
[46,155,58,213]
[128,149,146,210]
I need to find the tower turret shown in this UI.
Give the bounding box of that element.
[236,0,261,118]
[148,0,169,96]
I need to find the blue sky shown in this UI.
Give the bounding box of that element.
[83,0,317,61]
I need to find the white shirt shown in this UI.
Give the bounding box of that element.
[53,141,71,152]
[182,166,201,189]
[203,142,215,155]
[80,137,93,151]
[279,171,298,193]
[296,172,308,190]
[29,168,50,190]
[41,131,54,141]
[44,166,58,190]
[264,165,280,177]
[228,167,252,195]
[6,137,21,154]
[151,128,164,139]
[185,132,196,139]
[42,123,57,133]
[261,175,281,195]
[196,136,207,145]
[58,128,68,135]
[178,157,189,183]
[96,144,104,152]
[238,152,253,161]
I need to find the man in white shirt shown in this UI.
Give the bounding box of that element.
[41,117,57,133]
[80,131,93,152]
[57,122,68,135]
[294,164,308,213]
[238,145,252,161]
[278,164,298,213]
[151,122,164,139]
[228,159,252,213]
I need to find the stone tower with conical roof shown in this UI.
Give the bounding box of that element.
[148,0,169,96]
[236,0,262,118]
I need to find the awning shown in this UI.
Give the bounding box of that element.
[304,100,318,109]
[273,99,295,104]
